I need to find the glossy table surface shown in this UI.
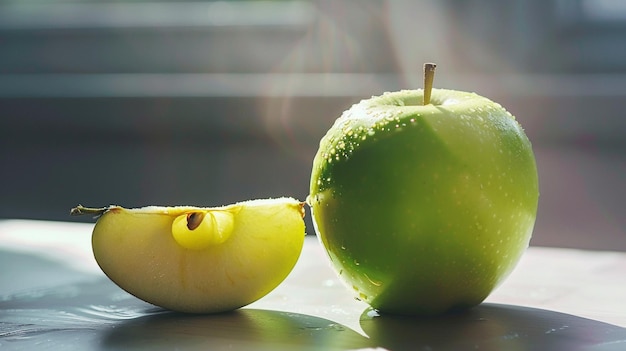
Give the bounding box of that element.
[1,219,625,350]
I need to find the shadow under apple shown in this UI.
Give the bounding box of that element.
[101,308,370,351]
[359,303,626,351]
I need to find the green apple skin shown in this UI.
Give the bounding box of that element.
[309,89,539,315]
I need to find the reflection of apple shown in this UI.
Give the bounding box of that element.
[72,197,306,313]
[309,64,539,315]
[359,306,509,350]
[360,304,626,350]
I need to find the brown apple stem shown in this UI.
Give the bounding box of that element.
[423,63,436,105]
[70,205,108,216]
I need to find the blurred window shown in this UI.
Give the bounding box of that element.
[581,0,626,21]
[0,1,313,30]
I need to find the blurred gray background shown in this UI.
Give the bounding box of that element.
[0,0,624,250]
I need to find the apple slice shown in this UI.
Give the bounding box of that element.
[71,197,306,314]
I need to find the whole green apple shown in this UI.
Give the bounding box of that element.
[309,86,539,315]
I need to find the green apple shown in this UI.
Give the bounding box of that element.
[308,66,539,315]
[71,197,306,313]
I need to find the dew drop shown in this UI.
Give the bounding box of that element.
[328,323,345,331]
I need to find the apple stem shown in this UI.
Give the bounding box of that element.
[70,205,108,216]
[423,63,436,105]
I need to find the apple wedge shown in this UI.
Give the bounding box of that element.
[72,197,306,314]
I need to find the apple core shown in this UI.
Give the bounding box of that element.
[171,210,236,250]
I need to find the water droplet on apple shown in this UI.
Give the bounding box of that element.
[365,273,382,287]
[328,323,345,331]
